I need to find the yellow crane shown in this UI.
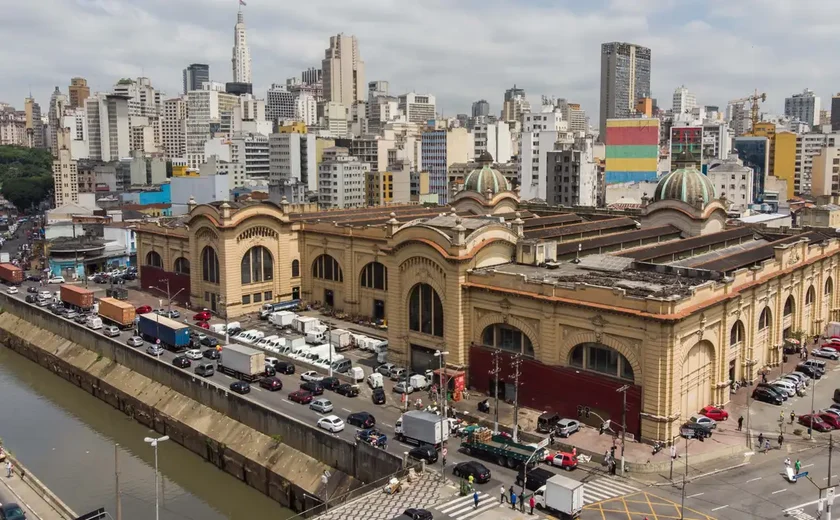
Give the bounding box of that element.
[728,90,767,133]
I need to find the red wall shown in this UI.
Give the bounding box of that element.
[140,266,191,305]
[605,126,659,146]
[469,345,642,438]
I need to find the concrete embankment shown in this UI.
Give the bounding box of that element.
[0,311,359,513]
[1,452,77,520]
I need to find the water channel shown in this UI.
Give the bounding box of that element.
[0,346,293,520]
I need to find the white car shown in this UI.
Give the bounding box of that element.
[47,276,65,284]
[127,336,144,347]
[146,345,164,356]
[38,290,52,299]
[393,381,414,394]
[185,349,203,360]
[317,415,345,433]
[301,370,324,383]
[6,286,17,294]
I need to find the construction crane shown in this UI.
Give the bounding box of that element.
[728,90,767,133]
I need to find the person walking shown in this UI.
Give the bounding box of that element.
[529,494,536,515]
[758,432,764,448]
[791,411,796,424]
[778,433,784,448]
[765,439,771,453]
[509,485,514,502]
[737,416,744,431]
[5,460,11,478]
[795,459,802,474]
[511,491,517,510]
[473,490,479,509]
[780,410,785,423]
[500,485,507,504]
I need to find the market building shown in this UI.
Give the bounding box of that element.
[136,160,840,442]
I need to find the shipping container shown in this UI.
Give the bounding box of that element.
[138,313,190,352]
[60,285,94,310]
[218,343,265,382]
[98,297,136,328]
[0,263,23,285]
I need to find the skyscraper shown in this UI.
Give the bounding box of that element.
[672,85,696,115]
[68,77,90,108]
[183,64,210,94]
[501,87,529,122]
[831,94,840,132]
[785,89,820,127]
[301,67,322,85]
[231,10,252,84]
[322,34,365,105]
[471,99,490,118]
[24,97,44,149]
[599,42,652,134]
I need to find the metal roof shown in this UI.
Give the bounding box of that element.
[691,232,828,272]
[521,213,583,229]
[554,225,681,256]
[523,217,638,240]
[618,227,756,261]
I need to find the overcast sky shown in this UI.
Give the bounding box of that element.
[4,0,839,121]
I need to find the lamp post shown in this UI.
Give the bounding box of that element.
[151,282,185,317]
[143,435,169,520]
[435,349,449,479]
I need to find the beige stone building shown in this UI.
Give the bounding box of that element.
[136,163,840,442]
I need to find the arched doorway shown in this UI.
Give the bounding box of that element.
[681,342,715,416]
[481,323,537,401]
[729,320,745,383]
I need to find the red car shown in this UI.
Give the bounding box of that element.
[799,414,833,432]
[821,344,840,353]
[289,390,313,404]
[819,413,840,429]
[193,311,212,321]
[259,377,283,392]
[136,305,152,314]
[546,451,578,471]
[699,406,729,421]
[197,321,210,329]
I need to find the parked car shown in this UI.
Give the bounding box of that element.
[376,363,396,376]
[193,311,212,321]
[757,383,788,401]
[688,414,717,430]
[372,387,386,405]
[195,363,215,377]
[346,411,375,429]
[200,337,219,347]
[554,418,580,437]
[547,451,578,471]
[301,371,324,383]
[185,349,203,360]
[812,347,840,360]
[73,313,88,324]
[453,461,491,483]
[335,383,360,397]
[6,286,17,294]
[300,381,324,395]
[393,381,414,394]
[202,349,220,360]
[146,345,164,356]
[310,398,334,413]
[799,414,832,432]
[317,415,345,433]
[390,367,407,381]
[699,406,729,421]
[401,509,433,520]
[259,377,283,392]
[680,422,712,439]
[230,381,251,395]
[289,390,314,404]
[136,305,152,314]
[752,387,783,405]
[64,310,78,319]
[819,413,840,429]
[127,336,144,348]
[320,377,342,391]
[796,364,823,379]
[0,502,27,520]
[408,445,438,464]
[172,356,191,369]
[103,325,121,337]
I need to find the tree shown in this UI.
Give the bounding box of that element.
[1,175,52,211]
[0,146,54,211]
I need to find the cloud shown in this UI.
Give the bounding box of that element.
[3,0,840,125]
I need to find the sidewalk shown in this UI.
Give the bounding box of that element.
[1,455,76,520]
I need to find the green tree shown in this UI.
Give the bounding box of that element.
[1,175,52,211]
[0,146,55,210]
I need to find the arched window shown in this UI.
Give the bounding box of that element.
[408,283,443,337]
[145,251,162,268]
[241,246,274,284]
[174,257,190,275]
[481,324,534,357]
[784,296,795,317]
[312,254,343,282]
[730,320,745,347]
[360,262,387,290]
[806,286,816,305]
[758,307,772,330]
[291,259,300,278]
[826,278,834,296]
[569,343,635,382]
[201,247,219,284]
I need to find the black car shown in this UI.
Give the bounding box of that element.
[122,272,137,281]
[201,336,219,347]
[93,275,108,284]
[752,387,783,405]
[320,377,342,391]
[372,387,386,405]
[300,381,324,395]
[230,381,251,394]
[264,365,277,377]
[0,502,26,520]
[516,467,554,491]
[259,377,283,391]
[347,411,376,428]
[274,360,295,375]
[408,445,438,464]
[796,364,823,379]
[25,275,40,282]
[26,286,37,294]
[401,509,433,520]
[680,421,712,440]
[202,349,221,360]
[172,356,191,369]
[50,304,65,315]
[453,461,491,483]
[756,383,788,401]
[24,294,36,303]
[335,383,360,397]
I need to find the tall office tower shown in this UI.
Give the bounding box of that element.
[302,67,322,85]
[672,85,696,115]
[183,64,210,94]
[85,93,130,162]
[368,81,389,99]
[785,89,821,127]
[47,86,69,156]
[24,97,44,149]
[231,9,252,84]
[557,99,587,133]
[321,34,365,105]
[502,86,530,122]
[266,84,296,123]
[318,147,368,208]
[52,128,78,206]
[599,42,652,134]
[295,93,317,126]
[421,127,473,203]
[398,93,436,123]
[162,97,187,160]
[68,77,90,108]
[472,99,490,118]
[185,87,238,168]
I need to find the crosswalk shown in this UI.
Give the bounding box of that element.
[582,477,639,504]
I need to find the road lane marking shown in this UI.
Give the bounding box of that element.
[746,477,762,483]
[282,399,292,404]
[802,464,814,468]
[823,475,838,480]
[711,505,729,512]
[772,489,787,494]
[785,499,824,512]
[342,408,352,412]
[382,423,393,428]
[687,493,704,498]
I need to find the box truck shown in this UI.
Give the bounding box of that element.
[98,297,136,328]
[218,343,265,382]
[0,263,23,285]
[60,285,94,310]
[329,329,352,351]
[270,310,296,328]
[293,316,320,334]
[826,322,840,338]
[394,411,449,448]
[533,474,584,518]
[138,313,191,352]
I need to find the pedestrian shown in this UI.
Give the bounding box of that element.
[473,490,479,509]
[780,410,785,423]
[785,457,791,469]
[529,494,535,515]
[779,433,784,448]
[795,459,802,473]
[500,485,507,504]
[549,432,555,445]
[509,485,514,502]
[5,461,11,478]
[737,416,744,431]
[511,491,517,510]
[765,439,771,453]
[468,474,474,487]
[758,432,764,448]
[762,372,767,383]
[791,411,796,424]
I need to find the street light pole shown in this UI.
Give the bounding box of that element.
[435,349,449,478]
[489,348,501,434]
[143,435,169,520]
[512,354,522,443]
[811,376,818,440]
[617,384,630,474]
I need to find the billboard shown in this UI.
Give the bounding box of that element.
[604,118,659,183]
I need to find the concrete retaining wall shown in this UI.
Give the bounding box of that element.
[4,453,77,520]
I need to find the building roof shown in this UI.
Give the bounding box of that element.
[463,153,511,195]
[737,213,789,224]
[653,166,717,206]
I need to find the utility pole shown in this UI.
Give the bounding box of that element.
[115,443,122,520]
[489,348,501,434]
[511,354,522,443]
[828,434,834,520]
[680,475,686,520]
[617,384,630,474]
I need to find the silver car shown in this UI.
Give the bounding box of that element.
[309,398,334,413]
[555,418,580,437]
[688,414,717,430]
[127,336,144,347]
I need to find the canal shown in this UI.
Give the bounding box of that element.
[0,346,294,520]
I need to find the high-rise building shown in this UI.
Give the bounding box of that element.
[519,107,572,200]
[52,128,78,206]
[398,93,436,123]
[162,97,187,160]
[546,135,600,207]
[47,86,69,156]
[295,93,317,127]
[24,97,44,149]
[68,77,90,109]
[368,81,389,99]
[183,64,210,94]
[302,68,322,85]
[266,84,296,124]
[231,10,252,84]
[732,136,769,202]
[85,94,130,162]
[421,128,474,203]
[269,132,317,191]
[318,147,368,208]
[671,86,696,115]
[785,89,820,127]
[501,86,530,122]
[61,106,89,160]
[185,87,238,168]
[831,94,840,132]
[599,42,652,135]
[701,121,731,163]
[472,100,490,118]
[774,131,797,199]
[322,34,365,105]
[0,104,27,146]
[810,146,840,197]
[322,102,349,138]
[603,118,659,184]
[707,156,754,212]
[794,133,840,195]
[473,122,512,164]
[556,99,587,133]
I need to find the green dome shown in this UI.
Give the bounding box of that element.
[464,153,510,195]
[653,166,716,206]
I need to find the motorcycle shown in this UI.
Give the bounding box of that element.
[477,399,490,413]
[652,441,664,455]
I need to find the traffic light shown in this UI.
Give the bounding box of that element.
[585,407,591,418]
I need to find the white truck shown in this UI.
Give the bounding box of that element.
[293,316,321,334]
[218,343,266,382]
[826,321,840,338]
[305,327,328,344]
[394,411,449,448]
[533,474,584,518]
[270,311,296,328]
[329,329,352,351]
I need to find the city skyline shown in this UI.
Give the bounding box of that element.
[4,0,840,122]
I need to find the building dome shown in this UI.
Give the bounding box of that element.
[653,165,716,206]
[463,152,511,195]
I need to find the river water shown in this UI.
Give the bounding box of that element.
[0,346,293,520]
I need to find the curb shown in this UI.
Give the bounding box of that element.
[3,453,77,520]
